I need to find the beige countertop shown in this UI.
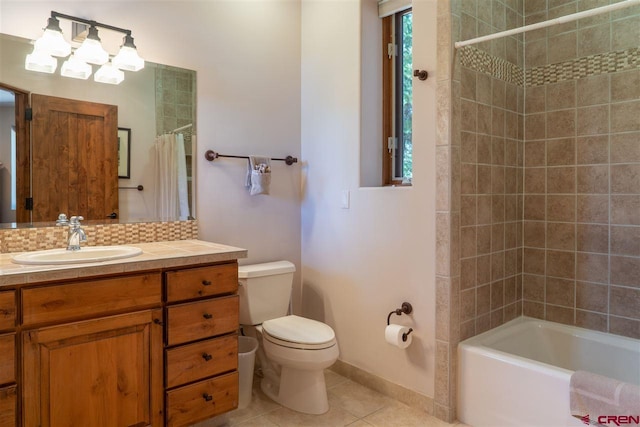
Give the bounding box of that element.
[0,239,248,286]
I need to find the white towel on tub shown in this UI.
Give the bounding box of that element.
[246,155,271,195]
[570,370,640,424]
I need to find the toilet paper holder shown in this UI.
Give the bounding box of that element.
[387,302,414,342]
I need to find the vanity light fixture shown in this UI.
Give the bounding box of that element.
[94,62,125,85]
[112,34,145,71]
[26,11,145,85]
[60,54,92,80]
[73,25,109,65]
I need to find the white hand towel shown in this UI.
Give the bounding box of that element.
[247,155,271,195]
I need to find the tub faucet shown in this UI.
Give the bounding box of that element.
[67,216,87,251]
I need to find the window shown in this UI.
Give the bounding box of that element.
[382,8,412,185]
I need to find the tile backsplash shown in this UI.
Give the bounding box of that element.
[0,220,198,253]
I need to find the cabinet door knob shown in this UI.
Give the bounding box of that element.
[203,313,213,319]
[202,393,213,402]
[202,280,212,286]
[202,353,213,361]
[413,69,429,81]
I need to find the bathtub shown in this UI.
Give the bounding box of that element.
[457,316,640,427]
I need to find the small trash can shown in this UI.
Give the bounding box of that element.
[237,336,259,409]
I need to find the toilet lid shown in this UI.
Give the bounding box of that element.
[262,315,335,347]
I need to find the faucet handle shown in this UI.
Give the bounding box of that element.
[56,213,69,226]
[69,216,84,224]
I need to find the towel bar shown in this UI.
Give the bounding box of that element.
[204,150,297,166]
[118,185,144,191]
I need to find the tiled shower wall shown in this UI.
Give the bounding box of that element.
[435,0,639,422]
[521,1,640,339]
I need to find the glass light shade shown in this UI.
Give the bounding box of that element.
[112,46,144,71]
[74,38,109,65]
[61,56,92,80]
[34,28,71,57]
[25,49,58,73]
[94,63,124,85]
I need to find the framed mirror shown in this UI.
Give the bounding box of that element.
[0,33,196,226]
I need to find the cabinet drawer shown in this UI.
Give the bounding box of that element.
[0,292,15,331]
[166,334,238,389]
[166,263,238,303]
[166,296,238,346]
[0,385,16,427]
[22,273,162,326]
[0,334,14,385]
[166,372,238,427]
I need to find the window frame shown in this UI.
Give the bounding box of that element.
[382,7,412,186]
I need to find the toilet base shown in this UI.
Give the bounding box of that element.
[261,366,329,415]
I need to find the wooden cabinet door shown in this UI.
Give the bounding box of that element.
[30,94,118,222]
[22,310,163,427]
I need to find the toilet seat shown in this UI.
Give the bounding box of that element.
[262,315,336,350]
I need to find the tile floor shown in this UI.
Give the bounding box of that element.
[196,370,466,427]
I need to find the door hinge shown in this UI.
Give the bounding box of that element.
[387,137,397,153]
[387,43,397,59]
[25,107,32,121]
[25,197,33,210]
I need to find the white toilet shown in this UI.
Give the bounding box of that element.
[238,261,339,415]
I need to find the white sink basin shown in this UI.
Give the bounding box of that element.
[11,246,143,265]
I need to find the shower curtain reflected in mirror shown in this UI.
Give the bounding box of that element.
[154,133,190,221]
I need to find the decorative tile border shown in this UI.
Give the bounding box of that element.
[527,47,640,87]
[458,45,525,86]
[0,220,198,253]
[459,45,640,88]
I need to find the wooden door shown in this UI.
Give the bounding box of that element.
[31,94,118,222]
[22,309,163,427]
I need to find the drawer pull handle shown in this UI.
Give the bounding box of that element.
[203,313,213,319]
[203,393,213,402]
[202,353,213,361]
[202,280,212,286]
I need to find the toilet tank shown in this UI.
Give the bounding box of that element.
[238,261,296,325]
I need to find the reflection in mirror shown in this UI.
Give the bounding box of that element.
[0,33,196,227]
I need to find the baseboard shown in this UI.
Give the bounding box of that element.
[330,359,434,416]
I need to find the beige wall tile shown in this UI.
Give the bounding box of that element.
[547,167,576,193]
[478,165,492,194]
[477,224,492,255]
[492,196,506,224]
[547,109,576,138]
[491,250,505,280]
[548,195,576,221]
[611,70,640,103]
[491,280,505,310]
[576,310,607,332]
[478,195,493,224]
[546,277,575,306]
[460,288,476,322]
[525,168,546,193]
[526,85,546,113]
[525,38,547,68]
[461,257,477,289]
[577,195,609,223]
[546,304,575,325]
[477,134,492,164]
[576,252,609,284]
[576,74,610,107]
[525,140,546,166]
[525,195,546,220]
[577,23,611,57]
[547,138,576,166]
[611,16,640,51]
[576,224,609,254]
[576,281,608,313]
[477,254,492,285]
[577,165,609,194]
[576,105,609,136]
[525,113,547,140]
[610,255,640,287]
[477,284,491,316]
[524,248,546,275]
[547,222,576,251]
[611,195,640,225]
[461,196,477,226]
[547,250,576,279]
[546,80,576,111]
[461,132,477,163]
[611,226,640,257]
[577,135,609,164]
[611,133,640,164]
[461,164,477,195]
[523,300,545,318]
[478,104,492,135]
[609,316,640,339]
[610,286,640,319]
[492,136,506,165]
[611,164,640,194]
[611,101,640,133]
[524,221,546,248]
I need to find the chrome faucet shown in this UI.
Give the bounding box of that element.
[67,216,87,251]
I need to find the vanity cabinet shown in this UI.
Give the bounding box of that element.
[164,262,239,427]
[21,273,164,427]
[0,291,16,427]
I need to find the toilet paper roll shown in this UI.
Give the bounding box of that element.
[385,324,413,349]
